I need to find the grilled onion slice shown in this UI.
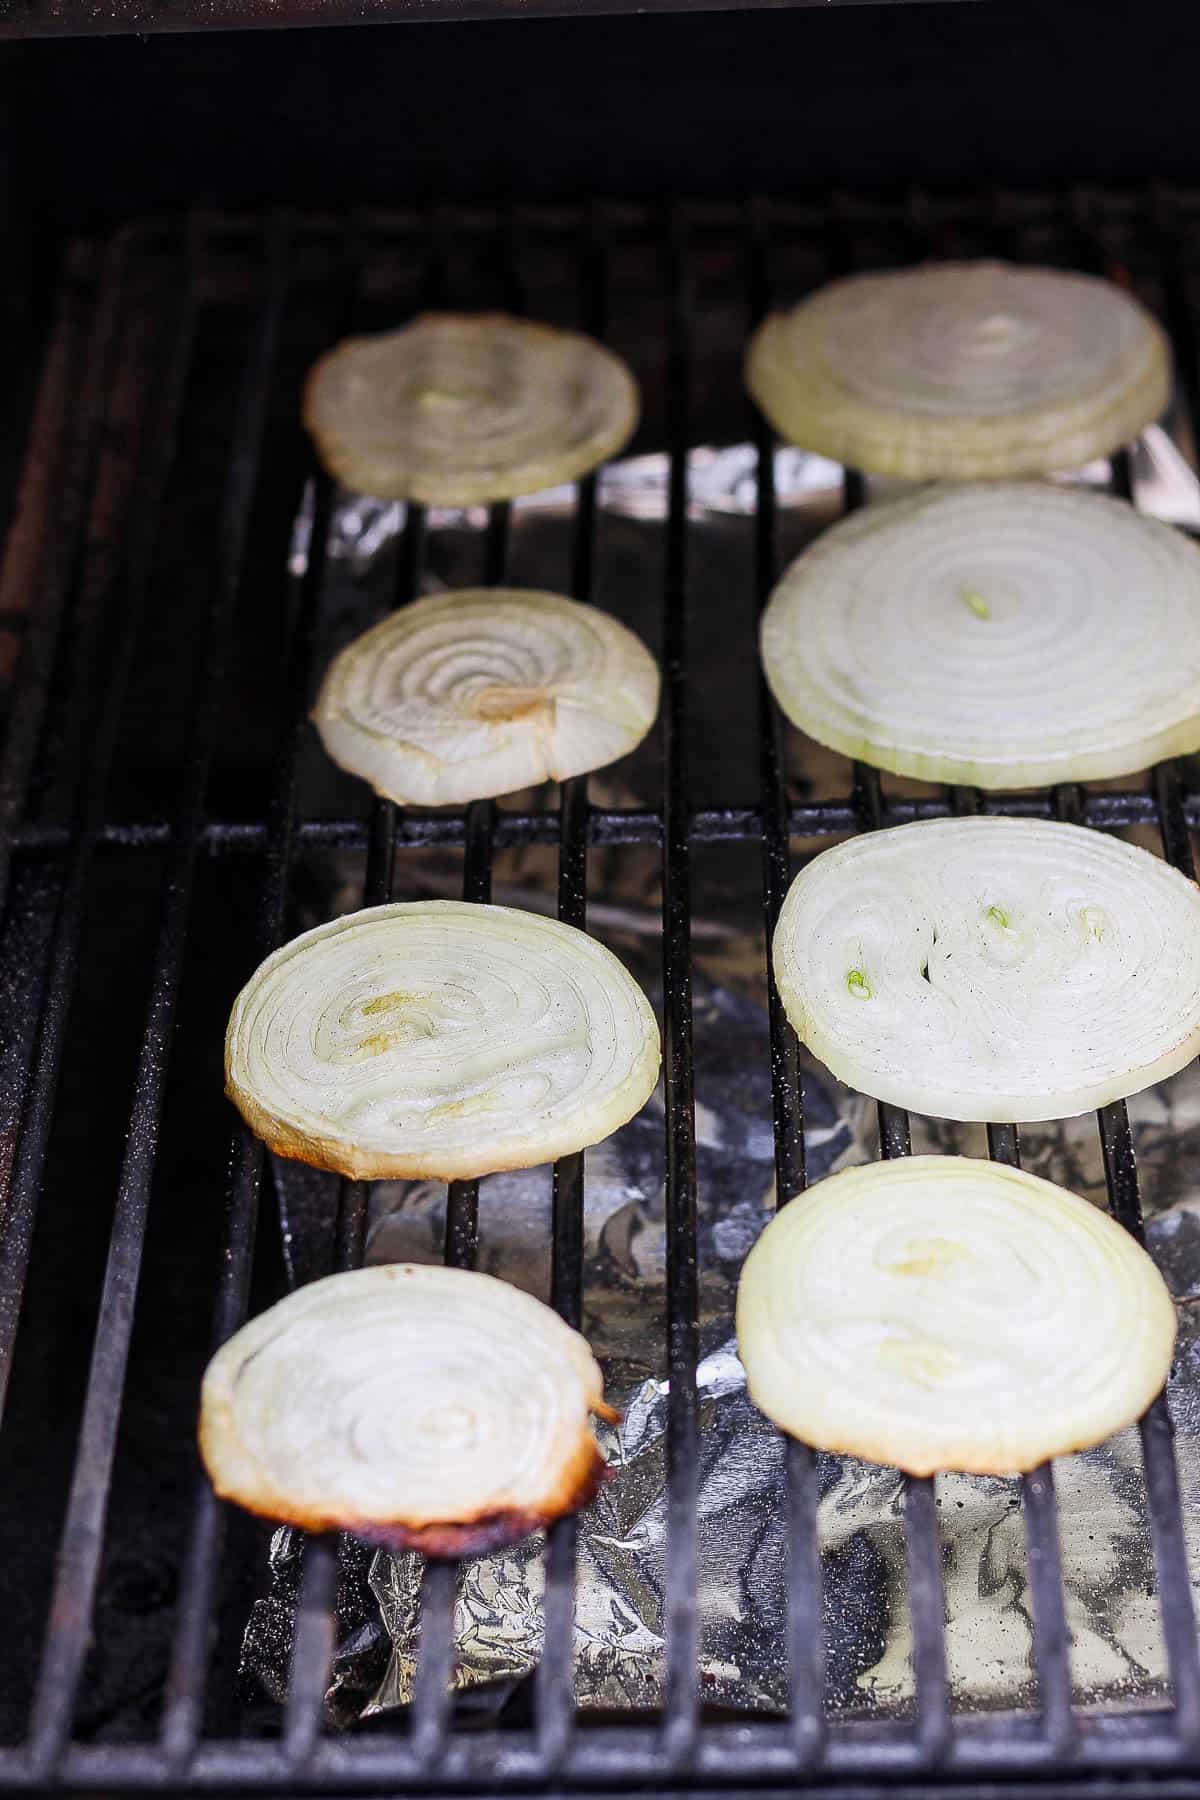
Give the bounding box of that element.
[761,482,1200,790]
[313,588,660,807]
[200,1264,618,1553]
[303,312,639,504]
[736,1155,1176,1476]
[772,817,1200,1122]
[225,902,661,1180]
[746,261,1170,479]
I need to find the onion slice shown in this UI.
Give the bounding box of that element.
[200,1263,619,1554]
[303,312,639,504]
[313,588,660,807]
[225,901,661,1180]
[760,482,1200,790]
[736,1155,1176,1476]
[772,816,1200,1122]
[745,261,1170,480]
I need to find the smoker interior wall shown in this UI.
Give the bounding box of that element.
[2,0,1200,259]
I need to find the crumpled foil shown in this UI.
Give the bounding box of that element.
[242,432,1200,1729]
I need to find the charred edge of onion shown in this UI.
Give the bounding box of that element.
[346,1439,613,1557]
[201,1422,616,1559]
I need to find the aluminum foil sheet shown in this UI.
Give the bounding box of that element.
[242,434,1200,1730]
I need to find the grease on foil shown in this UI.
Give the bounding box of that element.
[244,442,1200,1729]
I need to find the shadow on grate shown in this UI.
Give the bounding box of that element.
[0,191,1197,1795]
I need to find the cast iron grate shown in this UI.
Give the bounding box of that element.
[0,192,1198,1795]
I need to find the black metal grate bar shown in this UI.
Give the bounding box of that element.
[14,1702,1200,1791]
[12,1704,1200,1790]
[283,1540,340,1764]
[746,206,806,1216]
[1156,763,1197,881]
[535,800,590,1766]
[903,1475,952,1758]
[745,204,822,1767]
[410,1561,458,1762]
[536,205,607,1770]
[1020,1463,1075,1755]
[658,211,701,1769]
[25,218,289,1776]
[12,782,1200,861]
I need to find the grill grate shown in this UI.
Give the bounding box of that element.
[0,193,1200,1794]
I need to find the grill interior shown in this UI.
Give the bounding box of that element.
[2,192,1200,1794]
